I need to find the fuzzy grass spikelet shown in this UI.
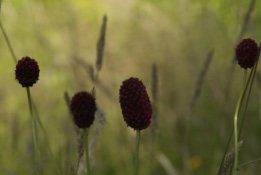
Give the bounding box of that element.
[96,15,107,71]
[219,141,243,175]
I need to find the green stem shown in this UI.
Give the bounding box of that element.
[233,70,247,175]
[217,126,234,175]
[33,104,62,175]
[0,20,17,63]
[219,43,261,175]
[238,43,261,140]
[83,129,91,175]
[238,157,261,169]
[26,87,41,174]
[134,130,141,175]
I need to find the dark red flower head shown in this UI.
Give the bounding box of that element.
[70,91,96,129]
[119,77,152,130]
[236,38,258,69]
[15,56,40,87]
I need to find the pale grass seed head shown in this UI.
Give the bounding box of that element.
[219,140,243,175]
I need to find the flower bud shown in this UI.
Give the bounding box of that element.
[15,56,40,87]
[119,77,152,130]
[70,91,96,129]
[236,38,258,69]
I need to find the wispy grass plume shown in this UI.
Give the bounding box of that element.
[188,49,214,119]
[89,88,107,166]
[218,140,243,175]
[150,63,159,137]
[74,57,95,83]
[89,65,95,83]
[96,14,107,72]
[89,103,107,166]
[150,63,159,172]
[64,91,84,173]
[69,163,76,175]
[11,116,19,150]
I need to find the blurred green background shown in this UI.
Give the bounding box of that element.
[1,0,261,174]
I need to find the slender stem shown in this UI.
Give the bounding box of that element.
[238,43,261,140]
[134,130,141,175]
[219,43,261,175]
[217,126,234,175]
[33,104,62,175]
[0,20,17,63]
[26,87,41,174]
[238,157,261,169]
[233,70,247,175]
[83,128,91,175]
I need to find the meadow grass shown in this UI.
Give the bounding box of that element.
[1,0,261,175]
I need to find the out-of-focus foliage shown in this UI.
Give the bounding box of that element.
[1,0,261,174]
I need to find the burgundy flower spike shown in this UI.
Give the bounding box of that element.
[236,38,259,69]
[15,56,40,87]
[119,77,152,130]
[70,91,96,129]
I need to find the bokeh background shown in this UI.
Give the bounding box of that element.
[1,0,261,174]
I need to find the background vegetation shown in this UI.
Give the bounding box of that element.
[1,0,261,174]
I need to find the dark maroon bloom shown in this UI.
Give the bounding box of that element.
[236,38,258,69]
[119,77,152,130]
[15,56,40,87]
[70,91,96,129]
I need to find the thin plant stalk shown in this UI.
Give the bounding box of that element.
[83,128,91,175]
[238,157,261,169]
[218,59,257,175]
[33,104,62,175]
[26,87,41,174]
[0,21,17,63]
[238,43,261,140]
[233,70,247,175]
[134,130,141,175]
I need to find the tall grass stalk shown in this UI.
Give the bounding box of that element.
[134,130,141,175]
[96,14,107,73]
[1,7,57,173]
[150,63,159,137]
[26,87,41,174]
[233,43,261,174]
[0,21,17,63]
[238,43,261,140]
[219,44,261,174]
[83,129,91,175]
[33,103,62,175]
[218,59,257,174]
[150,63,159,174]
[188,49,214,119]
[238,157,261,170]
[233,70,247,175]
